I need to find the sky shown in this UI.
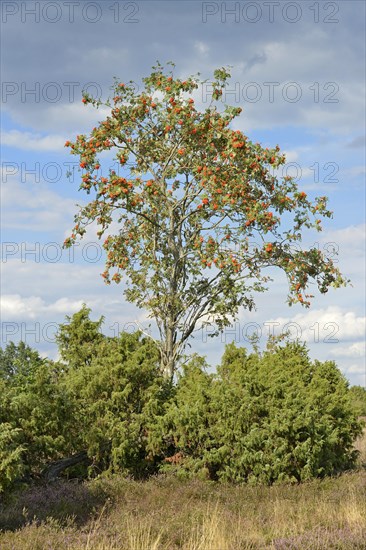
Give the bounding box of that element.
[0,0,365,386]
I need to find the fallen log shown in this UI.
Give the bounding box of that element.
[41,440,112,482]
[41,450,90,482]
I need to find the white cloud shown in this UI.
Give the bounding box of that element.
[282,150,299,163]
[2,130,66,152]
[319,224,366,249]
[1,258,105,298]
[0,176,80,233]
[301,224,366,283]
[0,294,84,320]
[342,363,366,375]
[228,33,365,134]
[266,306,365,343]
[3,102,111,135]
[0,256,148,328]
[0,3,364,385]
[329,341,366,358]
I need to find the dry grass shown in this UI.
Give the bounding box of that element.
[1,426,365,549]
[354,416,366,468]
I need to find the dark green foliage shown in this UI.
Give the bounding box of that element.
[0,310,171,492]
[63,329,171,478]
[55,303,105,369]
[54,306,172,479]
[158,341,363,483]
[0,341,45,384]
[0,307,363,493]
[0,343,77,492]
[0,423,25,493]
[152,355,218,480]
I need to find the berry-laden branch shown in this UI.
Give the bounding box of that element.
[63,62,349,379]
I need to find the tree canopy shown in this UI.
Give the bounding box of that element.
[64,62,348,378]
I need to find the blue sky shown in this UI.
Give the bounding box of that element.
[1,0,365,385]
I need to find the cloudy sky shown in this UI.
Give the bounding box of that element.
[1,0,365,386]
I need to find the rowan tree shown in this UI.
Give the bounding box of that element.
[64,62,347,379]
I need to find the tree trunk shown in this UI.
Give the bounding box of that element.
[160,354,175,380]
[160,319,179,380]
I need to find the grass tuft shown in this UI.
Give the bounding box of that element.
[1,426,365,549]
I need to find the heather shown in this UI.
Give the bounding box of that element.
[0,469,365,549]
